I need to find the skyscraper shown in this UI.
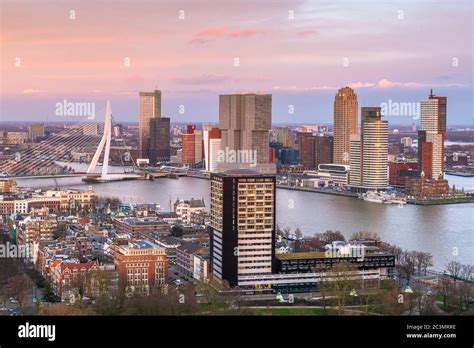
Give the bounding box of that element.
[361,107,388,188]
[274,126,293,148]
[419,90,447,179]
[28,123,44,142]
[181,125,203,166]
[209,169,276,287]
[314,135,334,167]
[219,93,272,167]
[203,126,222,172]
[139,90,161,159]
[333,87,358,164]
[149,117,170,164]
[349,134,362,185]
[296,131,315,169]
[349,107,388,188]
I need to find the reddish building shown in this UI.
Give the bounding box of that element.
[314,135,333,167]
[75,233,93,258]
[405,176,449,198]
[113,240,167,295]
[182,133,196,165]
[50,259,97,300]
[269,148,277,164]
[389,161,418,187]
[297,132,316,169]
[186,124,196,134]
[182,125,203,165]
[418,131,434,179]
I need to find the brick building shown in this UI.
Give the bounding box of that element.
[405,175,449,198]
[113,240,167,295]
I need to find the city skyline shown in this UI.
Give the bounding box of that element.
[1,0,472,124]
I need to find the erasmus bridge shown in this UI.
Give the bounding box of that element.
[0,101,141,182]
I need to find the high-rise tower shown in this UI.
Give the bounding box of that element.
[139,90,162,159]
[333,87,358,164]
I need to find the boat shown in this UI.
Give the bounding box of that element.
[360,190,407,204]
[360,190,385,203]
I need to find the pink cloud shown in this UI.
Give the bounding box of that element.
[296,29,318,38]
[171,74,232,85]
[227,28,267,38]
[22,89,45,94]
[190,25,268,45]
[194,25,229,39]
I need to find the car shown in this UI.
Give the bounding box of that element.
[9,298,18,303]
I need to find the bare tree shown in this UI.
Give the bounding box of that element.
[437,275,454,309]
[460,264,473,281]
[458,264,473,311]
[350,231,380,241]
[414,251,433,276]
[325,262,361,315]
[318,230,345,244]
[381,243,403,262]
[378,279,409,315]
[421,253,433,276]
[446,261,462,282]
[7,274,34,308]
[411,282,436,315]
[294,228,303,240]
[397,251,416,285]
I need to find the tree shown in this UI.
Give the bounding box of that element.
[313,263,330,313]
[294,228,303,240]
[421,252,434,276]
[325,262,361,315]
[318,230,345,244]
[397,251,416,285]
[7,274,34,308]
[350,231,380,242]
[378,279,409,315]
[42,282,60,303]
[458,264,473,311]
[413,251,433,276]
[171,225,184,237]
[446,261,462,281]
[381,243,403,262]
[123,283,199,315]
[411,282,436,315]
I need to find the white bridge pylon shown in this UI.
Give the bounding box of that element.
[87,101,112,180]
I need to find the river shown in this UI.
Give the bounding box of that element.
[16,174,474,271]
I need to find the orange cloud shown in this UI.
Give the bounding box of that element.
[194,25,229,38]
[227,28,267,38]
[296,29,318,38]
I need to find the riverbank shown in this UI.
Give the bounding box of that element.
[408,196,474,205]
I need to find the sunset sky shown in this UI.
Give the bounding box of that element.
[0,0,472,125]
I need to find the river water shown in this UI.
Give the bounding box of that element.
[16,174,473,271]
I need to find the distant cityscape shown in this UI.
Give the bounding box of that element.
[0,0,473,330]
[0,85,473,318]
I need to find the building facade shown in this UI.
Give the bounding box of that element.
[148,117,170,164]
[139,90,162,159]
[203,126,222,172]
[219,93,272,166]
[209,170,276,287]
[349,107,388,189]
[113,240,167,295]
[333,87,358,164]
[419,90,447,179]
